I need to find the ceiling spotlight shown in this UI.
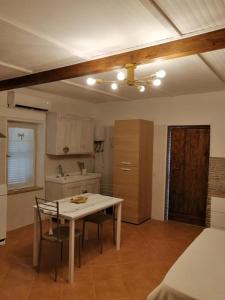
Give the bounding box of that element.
[117,71,125,81]
[153,78,161,86]
[138,85,145,93]
[86,77,96,86]
[111,82,118,90]
[156,69,166,78]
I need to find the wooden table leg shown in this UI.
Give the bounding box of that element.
[116,202,122,250]
[68,219,75,283]
[33,208,39,267]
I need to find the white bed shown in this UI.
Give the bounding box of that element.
[147,228,225,300]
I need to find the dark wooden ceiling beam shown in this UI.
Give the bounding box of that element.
[1,28,225,91]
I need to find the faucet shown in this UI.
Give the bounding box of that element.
[58,164,64,177]
[77,161,85,174]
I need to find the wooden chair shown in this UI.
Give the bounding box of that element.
[82,184,116,254]
[35,197,82,281]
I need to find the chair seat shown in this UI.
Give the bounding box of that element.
[35,197,83,280]
[43,226,81,242]
[84,212,113,224]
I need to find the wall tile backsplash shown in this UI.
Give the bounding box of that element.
[46,154,94,176]
[207,157,225,226]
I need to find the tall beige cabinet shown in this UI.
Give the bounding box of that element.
[113,119,154,224]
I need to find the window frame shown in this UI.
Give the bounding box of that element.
[7,121,37,191]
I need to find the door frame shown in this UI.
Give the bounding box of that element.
[165,125,210,221]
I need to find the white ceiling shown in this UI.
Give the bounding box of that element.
[0,63,27,80]
[155,0,225,34]
[202,49,225,82]
[0,0,225,103]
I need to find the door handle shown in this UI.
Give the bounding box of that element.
[120,161,131,165]
[120,168,131,171]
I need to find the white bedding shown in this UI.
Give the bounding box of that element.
[147,228,225,300]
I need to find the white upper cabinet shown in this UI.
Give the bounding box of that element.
[47,112,94,155]
[80,119,94,154]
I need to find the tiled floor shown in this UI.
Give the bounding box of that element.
[0,220,202,300]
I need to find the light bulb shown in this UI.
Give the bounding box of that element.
[139,85,145,92]
[156,69,166,78]
[117,71,125,81]
[86,77,96,86]
[153,78,161,86]
[111,82,118,90]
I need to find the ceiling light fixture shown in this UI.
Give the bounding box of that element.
[153,78,161,86]
[111,82,118,90]
[138,85,145,93]
[155,69,166,78]
[86,77,97,86]
[117,71,125,81]
[86,64,166,92]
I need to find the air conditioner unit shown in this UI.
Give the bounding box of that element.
[7,91,51,111]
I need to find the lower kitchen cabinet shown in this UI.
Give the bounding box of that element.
[45,178,100,201]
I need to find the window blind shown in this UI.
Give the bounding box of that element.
[8,124,35,190]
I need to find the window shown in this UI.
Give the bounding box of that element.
[7,122,36,190]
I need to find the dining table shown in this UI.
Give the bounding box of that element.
[33,193,123,283]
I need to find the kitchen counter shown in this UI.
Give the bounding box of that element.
[45,173,101,200]
[46,172,101,184]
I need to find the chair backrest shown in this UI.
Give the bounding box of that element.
[35,197,60,239]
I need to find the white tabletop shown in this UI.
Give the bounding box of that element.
[35,193,123,220]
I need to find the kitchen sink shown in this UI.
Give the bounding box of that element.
[46,172,101,184]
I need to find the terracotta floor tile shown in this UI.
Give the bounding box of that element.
[91,264,122,281]
[0,282,32,300]
[61,264,93,283]
[0,260,11,283]
[0,220,202,300]
[62,281,95,300]
[29,285,63,300]
[88,248,120,266]
[94,278,129,300]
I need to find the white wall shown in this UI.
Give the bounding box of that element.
[152,125,167,220]
[0,89,97,230]
[94,126,114,187]
[94,90,225,220]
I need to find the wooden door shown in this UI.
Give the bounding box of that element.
[168,126,210,226]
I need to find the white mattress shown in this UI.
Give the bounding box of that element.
[147,228,225,300]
